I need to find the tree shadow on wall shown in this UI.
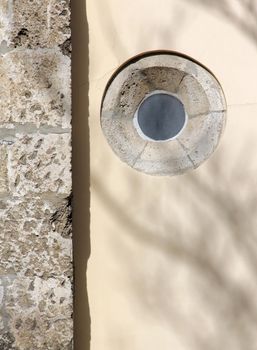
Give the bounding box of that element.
[93,146,257,349]
[91,0,257,348]
[186,0,257,44]
[71,1,91,350]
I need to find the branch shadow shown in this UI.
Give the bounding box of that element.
[90,0,257,348]
[184,0,257,44]
[93,148,257,349]
[71,0,91,349]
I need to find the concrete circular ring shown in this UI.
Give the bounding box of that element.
[101,51,227,176]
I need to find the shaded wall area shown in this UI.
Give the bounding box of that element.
[71,0,91,349]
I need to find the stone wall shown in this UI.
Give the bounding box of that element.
[0,1,72,349]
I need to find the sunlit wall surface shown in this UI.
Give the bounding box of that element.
[88,1,257,349]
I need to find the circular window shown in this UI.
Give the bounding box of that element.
[134,91,187,142]
[101,51,227,176]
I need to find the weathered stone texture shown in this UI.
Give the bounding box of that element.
[101,53,226,175]
[0,0,72,348]
[0,196,72,278]
[0,0,70,49]
[0,275,73,350]
[9,133,71,196]
[0,50,71,128]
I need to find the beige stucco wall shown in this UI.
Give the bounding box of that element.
[88,1,257,349]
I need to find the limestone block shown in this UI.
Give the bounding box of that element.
[9,133,71,196]
[177,74,209,116]
[1,275,72,349]
[0,0,72,347]
[101,52,227,175]
[115,67,185,118]
[10,0,71,50]
[0,196,72,278]
[0,49,71,128]
[0,145,8,194]
[178,111,225,167]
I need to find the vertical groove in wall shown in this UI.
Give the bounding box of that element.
[0,1,73,349]
[71,0,91,349]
